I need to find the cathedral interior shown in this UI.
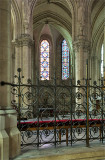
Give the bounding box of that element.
[0,0,105,160]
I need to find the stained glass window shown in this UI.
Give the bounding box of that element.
[62,39,70,80]
[101,44,104,77]
[40,40,49,80]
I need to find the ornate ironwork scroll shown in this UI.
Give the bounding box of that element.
[1,67,105,150]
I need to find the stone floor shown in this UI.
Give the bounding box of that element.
[11,143,105,160]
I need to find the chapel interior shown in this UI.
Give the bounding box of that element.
[0,0,105,160]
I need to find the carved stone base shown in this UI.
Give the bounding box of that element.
[0,109,21,159]
[0,130,9,160]
[7,127,20,158]
[0,110,9,160]
[5,110,21,158]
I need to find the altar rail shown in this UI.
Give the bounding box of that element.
[18,118,105,148]
[1,67,105,149]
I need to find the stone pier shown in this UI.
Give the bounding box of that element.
[0,0,20,159]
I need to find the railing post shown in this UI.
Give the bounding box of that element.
[18,68,21,131]
[54,68,57,147]
[86,60,89,147]
[37,72,40,148]
[70,78,73,146]
[101,79,104,143]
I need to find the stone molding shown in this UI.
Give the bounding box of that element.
[0,109,16,115]
[0,110,5,115]
[15,34,34,47]
[5,109,17,114]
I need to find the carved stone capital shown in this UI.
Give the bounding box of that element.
[73,40,90,53]
[15,34,34,47]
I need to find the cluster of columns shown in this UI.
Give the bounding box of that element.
[73,40,90,83]
[73,0,91,83]
[13,34,33,83]
[0,0,20,160]
[72,1,91,111]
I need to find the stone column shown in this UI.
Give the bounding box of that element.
[92,56,99,81]
[14,34,34,119]
[73,39,90,112]
[91,56,101,85]
[72,0,91,111]
[89,55,92,80]
[12,0,34,120]
[73,40,90,83]
[73,0,91,83]
[98,59,101,81]
[15,34,33,82]
[0,111,9,160]
[0,0,20,159]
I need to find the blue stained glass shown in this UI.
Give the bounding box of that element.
[40,40,49,80]
[62,39,70,80]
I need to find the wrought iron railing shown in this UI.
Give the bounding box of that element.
[1,68,105,150]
